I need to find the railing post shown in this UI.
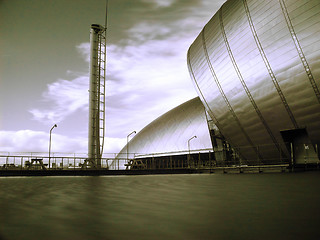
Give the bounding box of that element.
[180,156,182,169]
[290,142,294,171]
[317,144,319,169]
[304,144,307,169]
[258,146,261,173]
[279,144,282,164]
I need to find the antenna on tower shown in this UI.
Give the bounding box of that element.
[105,0,108,31]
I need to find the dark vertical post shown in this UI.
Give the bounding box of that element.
[316,143,319,169]
[49,124,57,169]
[290,142,294,171]
[279,144,282,164]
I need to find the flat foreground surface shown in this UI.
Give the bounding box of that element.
[1,172,319,240]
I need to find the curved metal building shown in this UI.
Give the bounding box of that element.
[116,97,213,168]
[187,0,320,163]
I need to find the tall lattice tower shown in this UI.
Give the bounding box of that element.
[88,22,106,169]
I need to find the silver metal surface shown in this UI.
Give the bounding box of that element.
[116,97,213,168]
[187,0,320,162]
[88,24,106,168]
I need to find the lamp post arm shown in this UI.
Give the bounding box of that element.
[48,124,57,169]
[127,131,136,162]
[187,136,197,168]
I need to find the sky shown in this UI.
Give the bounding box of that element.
[0,0,225,155]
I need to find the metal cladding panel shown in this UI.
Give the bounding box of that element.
[187,0,320,162]
[117,97,213,159]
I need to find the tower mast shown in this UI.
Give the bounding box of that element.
[88,1,107,168]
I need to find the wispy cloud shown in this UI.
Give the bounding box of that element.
[76,42,90,63]
[0,130,125,155]
[142,0,177,8]
[0,130,85,153]
[29,75,89,123]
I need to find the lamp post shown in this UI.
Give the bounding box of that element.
[127,131,136,162]
[49,124,57,169]
[188,135,197,168]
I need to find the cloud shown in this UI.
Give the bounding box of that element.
[142,0,176,8]
[102,41,197,138]
[76,42,90,63]
[0,130,84,153]
[103,137,127,156]
[0,130,124,155]
[28,42,92,125]
[29,75,89,123]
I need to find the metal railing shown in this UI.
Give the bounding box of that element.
[1,143,319,171]
[0,152,124,170]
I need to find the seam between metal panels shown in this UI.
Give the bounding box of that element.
[242,0,291,159]
[243,0,299,129]
[219,7,276,160]
[187,47,221,130]
[279,0,320,104]
[188,36,238,157]
[201,25,255,156]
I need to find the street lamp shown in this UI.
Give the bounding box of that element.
[127,131,136,162]
[49,124,57,169]
[188,135,197,167]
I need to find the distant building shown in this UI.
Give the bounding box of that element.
[115,97,218,169]
[116,0,320,168]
